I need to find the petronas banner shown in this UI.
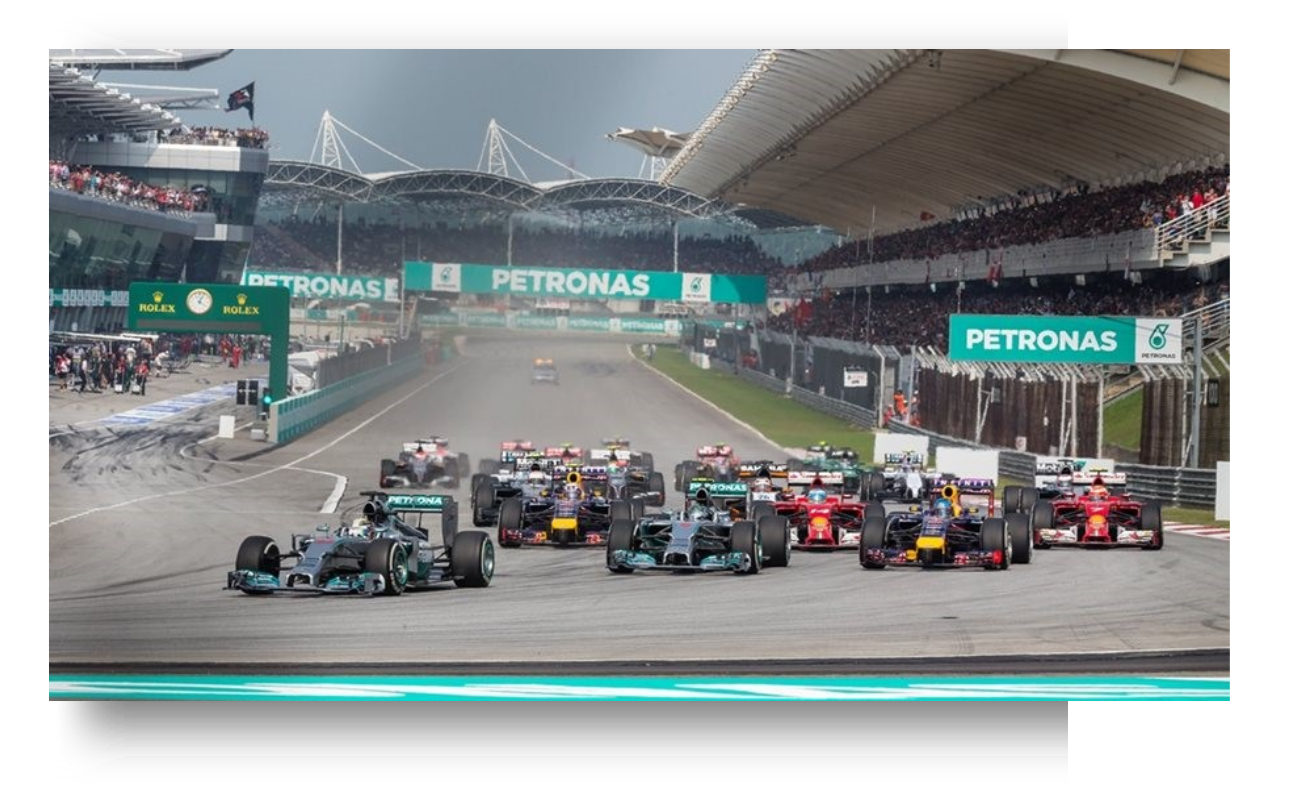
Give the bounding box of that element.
[403,262,767,304]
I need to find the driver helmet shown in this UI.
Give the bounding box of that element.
[808,488,828,503]
[932,498,953,519]
[348,517,375,538]
[564,483,582,500]
[689,504,712,521]
[528,469,548,487]
[1090,481,1109,499]
[751,477,773,493]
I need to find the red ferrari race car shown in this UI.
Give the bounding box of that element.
[1029,474,1164,550]
[765,472,883,550]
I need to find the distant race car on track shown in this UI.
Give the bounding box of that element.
[380,436,469,490]
[531,358,559,385]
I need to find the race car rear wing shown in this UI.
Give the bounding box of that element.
[357,491,458,549]
[738,461,788,479]
[930,476,996,494]
[687,480,748,498]
[544,447,584,458]
[787,470,846,486]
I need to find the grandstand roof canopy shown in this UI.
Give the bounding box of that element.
[48,49,233,71]
[49,65,183,136]
[663,49,1230,235]
[607,127,690,159]
[264,162,728,222]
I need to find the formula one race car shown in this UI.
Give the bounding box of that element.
[858,482,1031,570]
[497,469,636,547]
[790,443,867,496]
[471,453,565,526]
[863,450,944,502]
[674,443,741,491]
[226,492,494,596]
[380,436,470,489]
[590,438,655,474]
[476,439,536,478]
[1029,474,1163,549]
[769,471,883,550]
[605,483,791,575]
[531,358,559,385]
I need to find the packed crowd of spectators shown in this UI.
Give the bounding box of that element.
[77,126,271,150]
[159,126,270,149]
[763,273,1229,349]
[49,333,270,396]
[249,218,784,276]
[49,160,209,215]
[796,165,1230,273]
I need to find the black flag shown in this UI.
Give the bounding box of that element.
[226,82,255,122]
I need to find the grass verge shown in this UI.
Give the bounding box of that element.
[639,346,876,460]
[1104,387,1143,453]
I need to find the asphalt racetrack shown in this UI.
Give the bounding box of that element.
[49,336,1229,670]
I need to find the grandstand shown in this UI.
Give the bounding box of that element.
[49,49,271,332]
[665,49,1229,469]
[254,114,835,325]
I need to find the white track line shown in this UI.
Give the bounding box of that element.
[319,475,348,514]
[49,360,467,528]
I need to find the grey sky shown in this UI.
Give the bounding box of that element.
[104,50,756,179]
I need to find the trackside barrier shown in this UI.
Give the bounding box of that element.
[705,346,1217,508]
[732,364,879,428]
[269,354,426,443]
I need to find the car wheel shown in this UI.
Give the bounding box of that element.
[235,535,279,574]
[364,538,409,595]
[379,458,397,485]
[1006,512,1032,564]
[606,519,636,574]
[647,472,666,506]
[864,502,886,520]
[859,516,886,570]
[758,515,790,567]
[473,479,496,526]
[729,521,761,574]
[980,518,1009,570]
[1003,485,1022,515]
[451,530,494,587]
[1030,499,1054,545]
[1141,501,1164,550]
[498,498,524,548]
[866,471,885,501]
[751,501,775,520]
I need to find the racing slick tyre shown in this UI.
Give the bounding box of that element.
[235,535,280,577]
[640,452,655,474]
[758,515,790,567]
[1019,488,1040,514]
[677,461,701,492]
[458,453,471,478]
[478,459,500,476]
[451,530,495,588]
[473,479,497,527]
[364,538,410,595]
[498,498,524,548]
[379,458,397,486]
[864,502,887,520]
[751,501,775,520]
[729,522,762,575]
[444,458,462,490]
[606,519,636,574]
[630,498,646,521]
[647,472,666,506]
[1030,500,1054,549]
[859,517,886,570]
[1006,513,1032,565]
[980,518,1010,570]
[610,500,636,523]
[1140,501,1165,551]
[1003,486,1022,515]
[864,471,886,502]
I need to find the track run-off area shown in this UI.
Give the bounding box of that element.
[49,335,1229,670]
